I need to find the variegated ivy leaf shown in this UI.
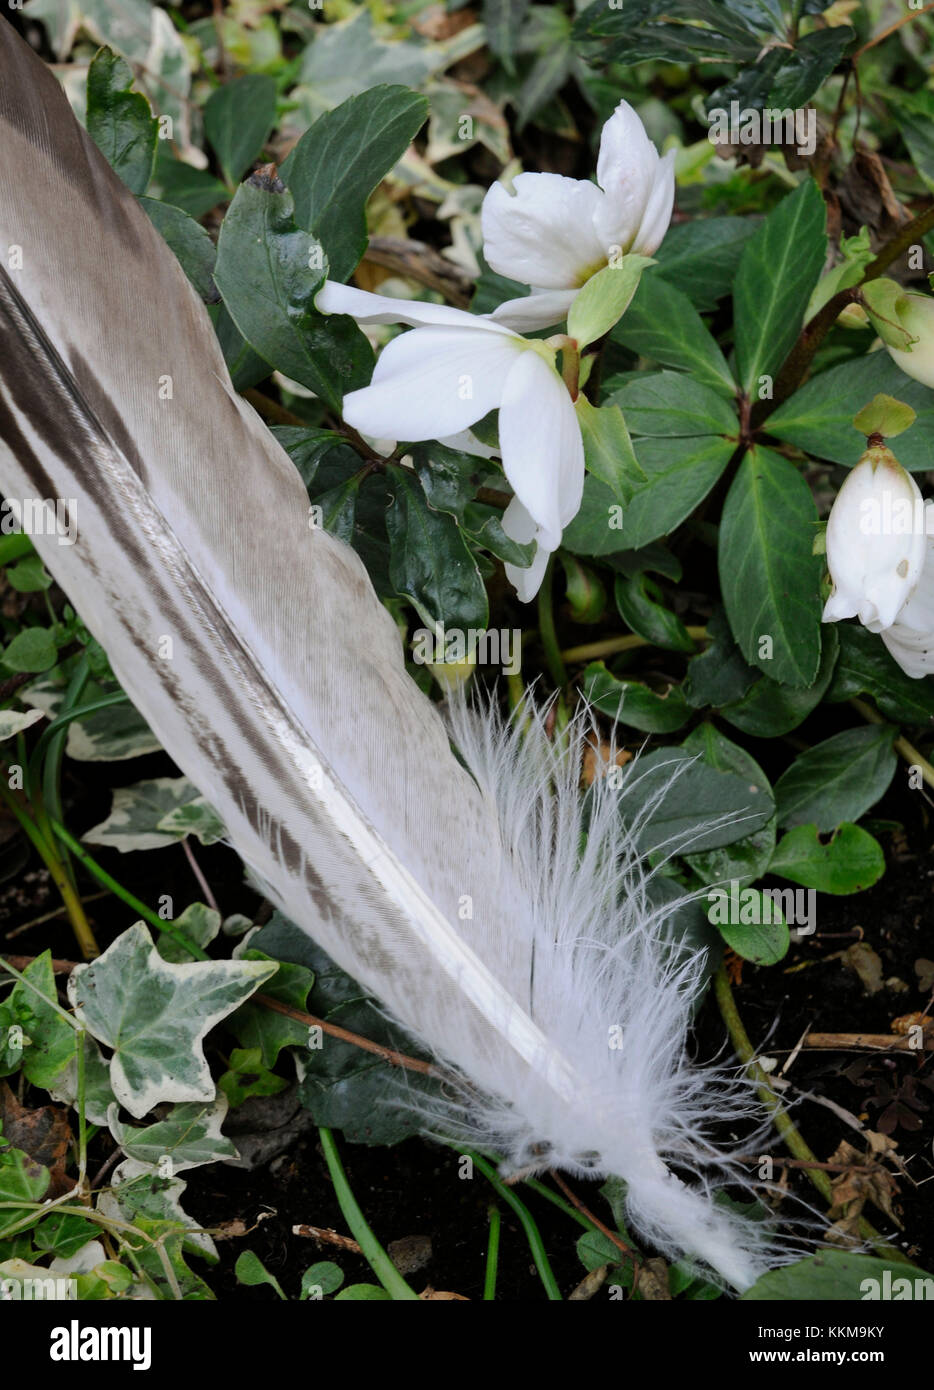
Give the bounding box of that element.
[100,1159,218,1261]
[67,923,277,1118]
[47,1032,115,1126]
[83,776,225,852]
[106,1096,237,1173]
[156,903,222,963]
[0,707,44,740]
[22,677,160,761]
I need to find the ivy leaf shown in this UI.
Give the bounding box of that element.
[83,776,224,852]
[86,47,157,195]
[719,447,822,686]
[281,86,428,282]
[67,924,277,1119]
[8,952,76,1091]
[732,179,826,397]
[107,1097,237,1172]
[2,628,58,674]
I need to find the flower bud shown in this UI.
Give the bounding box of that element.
[863,280,934,388]
[822,443,926,631]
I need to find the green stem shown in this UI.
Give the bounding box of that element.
[537,556,567,689]
[714,965,910,1261]
[850,697,934,791]
[561,625,708,664]
[0,955,82,1031]
[317,1127,419,1300]
[50,821,208,961]
[464,1148,562,1300]
[521,1176,594,1232]
[0,781,99,960]
[484,1204,500,1301]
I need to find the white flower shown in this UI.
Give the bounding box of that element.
[822,445,926,632]
[316,281,584,602]
[878,503,934,678]
[481,100,675,331]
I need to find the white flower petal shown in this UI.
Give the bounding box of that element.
[593,100,671,255]
[498,350,584,550]
[316,280,515,336]
[506,538,552,604]
[631,148,676,256]
[340,326,522,441]
[501,500,554,602]
[487,288,579,332]
[436,429,501,460]
[481,173,607,290]
[823,451,926,630]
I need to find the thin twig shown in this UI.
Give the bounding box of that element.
[181,838,219,915]
[256,994,438,1076]
[853,3,934,59]
[548,1170,640,1266]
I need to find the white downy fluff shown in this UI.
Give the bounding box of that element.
[385,694,782,1292]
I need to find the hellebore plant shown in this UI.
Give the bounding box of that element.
[480,99,676,331]
[317,282,585,601]
[317,99,673,598]
[822,396,934,677]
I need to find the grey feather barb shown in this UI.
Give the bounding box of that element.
[0,19,784,1290]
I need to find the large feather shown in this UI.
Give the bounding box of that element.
[0,19,777,1290]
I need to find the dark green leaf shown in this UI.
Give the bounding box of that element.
[615,744,773,856]
[484,0,530,72]
[682,723,776,889]
[774,724,897,831]
[583,662,691,734]
[562,557,606,623]
[825,622,934,726]
[386,466,488,632]
[204,74,277,185]
[152,145,229,218]
[715,894,789,965]
[86,48,157,196]
[608,371,738,437]
[718,447,822,685]
[653,217,759,313]
[2,628,58,674]
[683,607,757,709]
[766,353,934,471]
[281,86,428,282]
[769,822,885,893]
[768,26,853,107]
[562,436,733,554]
[139,197,217,302]
[214,175,373,412]
[741,1250,933,1301]
[733,179,826,397]
[612,272,735,397]
[721,624,839,737]
[615,572,694,652]
[271,426,347,491]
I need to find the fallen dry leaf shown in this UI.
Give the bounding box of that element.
[0,1081,72,1197]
